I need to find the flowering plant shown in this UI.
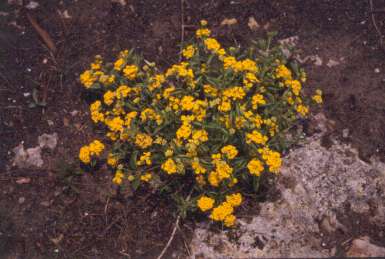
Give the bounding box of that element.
[78,21,322,227]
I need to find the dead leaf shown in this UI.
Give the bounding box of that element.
[248,17,260,31]
[50,234,64,245]
[220,18,237,26]
[26,13,57,53]
[63,117,70,127]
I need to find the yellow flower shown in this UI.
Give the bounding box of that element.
[80,70,96,88]
[210,202,234,221]
[114,58,125,71]
[79,146,91,164]
[208,171,219,187]
[105,117,124,132]
[161,158,178,174]
[221,145,238,160]
[211,153,222,161]
[196,28,211,38]
[243,72,259,88]
[200,19,208,26]
[246,130,268,145]
[180,95,195,111]
[276,64,292,80]
[103,90,115,105]
[204,38,221,53]
[247,159,264,176]
[223,87,245,100]
[251,94,266,109]
[138,152,152,166]
[218,99,231,112]
[113,170,124,185]
[182,45,196,59]
[215,160,233,180]
[116,85,132,99]
[192,159,206,174]
[90,101,104,123]
[140,172,152,182]
[124,111,138,127]
[312,89,323,104]
[258,147,282,173]
[149,74,165,91]
[226,193,242,207]
[203,84,218,97]
[224,214,236,227]
[285,79,302,96]
[296,104,309,117]
[165,149,174,157]
[241,59,258,73]
[123,65,138,80]
[176,123,192,139]
[223,56,237,70]
[163,86,175,99]
[88,140,105,156]
[191,130,208,144]
[135,133,153,149]
[154,136,167,145]
[197,196,215,212]
[107,153,118,167]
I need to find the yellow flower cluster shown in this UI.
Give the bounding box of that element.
[221,145,238,160]
[135,133,153,149]
[161,158,178,174]
[197,196,215,212]
[79,140,105,164]
[123,65,138,80]
[312,89,323,104]
[78,21,321,228]
[182,45,196,59]
[205,193,242,227]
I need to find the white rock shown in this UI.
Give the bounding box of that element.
[279,36,299,58]
[26,1,39,9]
[190,130,385,258]
[12,143,43,168]
[347,236,385,257]
[342,128,349,138]
[326,59,340,67]
[38,133,58,150]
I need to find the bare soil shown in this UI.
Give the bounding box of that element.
[1,0,384,258]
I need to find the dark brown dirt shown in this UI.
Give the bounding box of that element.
[1,0,385,258]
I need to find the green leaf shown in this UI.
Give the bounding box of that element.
[131,177,141,191]
[130,151,138,170]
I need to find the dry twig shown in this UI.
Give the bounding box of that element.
[156,190,193,259]
[369,0,384,48]
[179,0,185,62]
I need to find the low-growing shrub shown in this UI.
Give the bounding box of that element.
[78,20,322,227]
